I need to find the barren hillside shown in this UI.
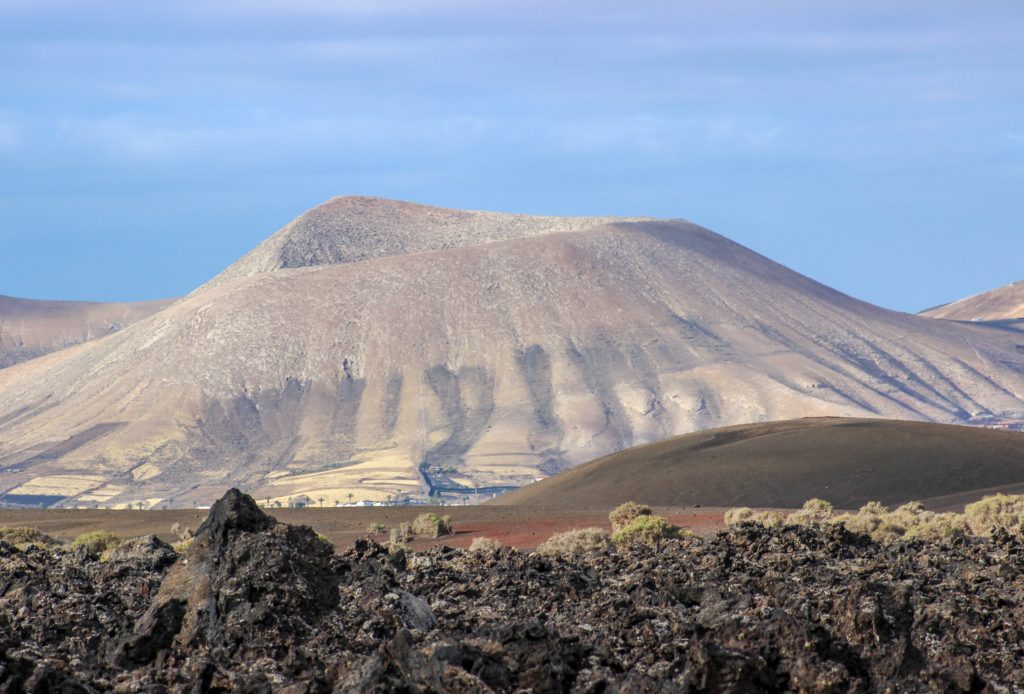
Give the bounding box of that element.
[2,197,1024,508]
[921,280,1024,321]
[0,295,175,368]
[492,417,1024,509]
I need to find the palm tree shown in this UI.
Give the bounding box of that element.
[318,496,325,508]
[347,492,354,505]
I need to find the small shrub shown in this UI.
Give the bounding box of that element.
[754,510,784,529]
[536,527,612,558]
[611,515,681,548]
[724,508,784,529]
[609,501,652,532]
[830,499,969,543]
[894,501,924,516]
[71,530,122,555]
[411,513,453,538]
[468,537,502,553]
[0,526,59,549]
[786,498,834,526]
[388,523,413,551]
[367,522,387,535]
[832,502,891,537]
[903,512,969,542]
[859,501,888,516]
[723,507,754,526]
[964,494,1024,535]
[170,522,193,542]
[171,538,193,553]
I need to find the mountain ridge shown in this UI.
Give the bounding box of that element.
[921,280,1024,321]
[2,197,1023,508]
[0,294,175,369]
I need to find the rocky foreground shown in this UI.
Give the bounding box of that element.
[2,491,1023,692]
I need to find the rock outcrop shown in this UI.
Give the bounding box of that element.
[2,490,1024,690]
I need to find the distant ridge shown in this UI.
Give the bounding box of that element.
[2,197,1024,508]
[491,418,1024,509]
[921,280,1024,321]
[0,294,175,368]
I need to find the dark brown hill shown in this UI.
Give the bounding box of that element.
[492,417,1024,509]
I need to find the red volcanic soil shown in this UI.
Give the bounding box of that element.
[0,505,728,552]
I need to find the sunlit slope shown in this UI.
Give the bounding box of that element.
[2,197,1023,507]
[922,281,1024,321]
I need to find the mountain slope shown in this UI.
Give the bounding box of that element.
[491,417,1024,509]
[2,197,1024,508]
[921,281,1024,321]
[0,295,175,368]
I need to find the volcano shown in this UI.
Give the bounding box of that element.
[2,196,1023,507]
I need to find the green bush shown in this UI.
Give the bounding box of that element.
[71,530,122,555]
[611,515,682,548]
[411,513,453,538]
[609,501,652,532]
[0,526,59,549]
[535,527,612,558]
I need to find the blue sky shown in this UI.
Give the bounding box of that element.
[0,1,1021,312]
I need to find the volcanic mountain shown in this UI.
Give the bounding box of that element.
[921,280,1024,321]
[2,196,1024,508]
[0,295,174,368]
[492,417,1024,510]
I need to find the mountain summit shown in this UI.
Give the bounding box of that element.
[2,197,1024,507]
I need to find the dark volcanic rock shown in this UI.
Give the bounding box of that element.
[116,488,338,674]
[3,491,1024,691]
